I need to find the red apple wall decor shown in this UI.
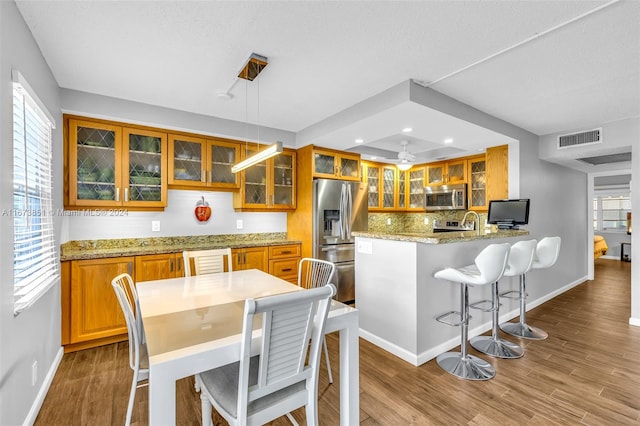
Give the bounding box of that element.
[194,196,212,223]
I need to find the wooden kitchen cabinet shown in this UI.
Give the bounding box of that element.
[66,257,134,350]
[425,159,466,186]
[308,146,360,181]
[405,166,426,210]
[66,116,168,209]
[233,147,296,211]
[486,144,509,202]
[134,253,184,282]
[232,246,269,271]
[168,134,241,190]
[268,243,301,284]
[467,155,487,211]
[362,161,397,210]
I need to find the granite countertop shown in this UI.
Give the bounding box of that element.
[351,229,529,244]
[60,232,300,261]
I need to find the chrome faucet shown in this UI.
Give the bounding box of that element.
[461,211,480,235]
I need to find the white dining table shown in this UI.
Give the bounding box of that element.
[137,268,359,425]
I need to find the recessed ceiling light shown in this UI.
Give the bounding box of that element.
[402,127,412,133]
[444,138,453,144]
[355,138,364,144]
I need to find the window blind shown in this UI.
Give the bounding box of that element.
[13,80,58,315]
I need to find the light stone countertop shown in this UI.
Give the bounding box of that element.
[60,232,300,261]
[352,228,529,244]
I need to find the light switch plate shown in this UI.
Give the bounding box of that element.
[236,219,243,229]
[357,240,373,254]
[151,221,160,232]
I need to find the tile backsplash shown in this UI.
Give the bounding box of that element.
[368,211,488,233]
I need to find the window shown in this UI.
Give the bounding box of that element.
[12,71,58,315]
[593,192,631,232]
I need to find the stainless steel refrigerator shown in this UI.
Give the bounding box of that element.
[313,179,368,303]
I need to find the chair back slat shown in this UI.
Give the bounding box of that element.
[238,285,335,411]
[183,248,232,276]
[111,273,142,371]
[298,258,335,289]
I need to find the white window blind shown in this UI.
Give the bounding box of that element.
[12,75,58,315]
[593,191,631,233]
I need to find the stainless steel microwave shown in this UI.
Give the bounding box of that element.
[424,184,467,210]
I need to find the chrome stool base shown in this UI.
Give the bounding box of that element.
[436,352,495,381]
[470,336,524,359]
[500,321,548,340]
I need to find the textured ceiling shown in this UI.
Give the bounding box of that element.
[15,0,640,164]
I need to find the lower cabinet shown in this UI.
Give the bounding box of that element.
[134,253,184,281]
[63,257,134,351]
[268,244,301,284]
[61,243,300,352]
[232,246,269,271]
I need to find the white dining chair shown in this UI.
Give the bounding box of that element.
[298,258,336,384]
[183,247,233,276]
[111,273,148,426]
[196,284,336,426]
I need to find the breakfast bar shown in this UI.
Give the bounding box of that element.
[353,229,529,366]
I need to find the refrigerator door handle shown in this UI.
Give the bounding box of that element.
[321,246,354,252]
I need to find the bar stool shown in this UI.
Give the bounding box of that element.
[434,243,510,380]
[470,240,537,359]
[500,236,561,340]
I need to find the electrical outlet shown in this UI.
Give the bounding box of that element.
[32,361,37,386]
[236,219,243,229]
[424,217,429,225]
[151,221,160,232]
[386,218,391,225]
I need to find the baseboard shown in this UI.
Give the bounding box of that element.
[23,346,63,426]
[358,328,419,366]
[629,317,640,327]
[360,276,590,367]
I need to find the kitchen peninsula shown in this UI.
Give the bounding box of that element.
[352,229,529,366]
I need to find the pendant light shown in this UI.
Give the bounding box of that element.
[231,53,282,173]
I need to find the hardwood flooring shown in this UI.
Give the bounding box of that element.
[35,259,639,425]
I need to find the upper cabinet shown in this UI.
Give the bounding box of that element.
[486,145,509,202]
[233,147,296,211]
[467,155,487,211]
[425,159,466,186]
[362,161,398,211]
[168,134,240,190]
[405,166,426,211]
[311,147,360,181]
[66,116,167,209]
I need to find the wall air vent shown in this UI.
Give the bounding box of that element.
[557,128,602,149]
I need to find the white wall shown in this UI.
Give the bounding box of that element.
[0,2,63,424]
[61,190,286,241]
[632,145,640,324]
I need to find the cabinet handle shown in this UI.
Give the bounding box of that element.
[170,259,174,272]
[115,187,120,202]
[201,170,206,183]
[244,252,247,265]
[177,258,183,272]
[127,262,132,275]
[282,268,292,272]
[281,250,291,254]
[124,188,129,202]
[209,170,213,183]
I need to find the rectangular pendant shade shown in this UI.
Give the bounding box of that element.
[232,141,283,173]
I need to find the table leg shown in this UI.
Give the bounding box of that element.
[339,313,359,425]
[148,365,176,425]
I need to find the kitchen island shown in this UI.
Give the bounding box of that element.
[353,229,529,366]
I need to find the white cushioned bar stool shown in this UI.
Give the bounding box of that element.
[434,243,510,380]
[500,236,561,340]
[470,240,537,359]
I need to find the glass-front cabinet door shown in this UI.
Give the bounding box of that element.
[69,119,121,207]
[468,155,487,211]
[271,151,295,209]
[311,148,360,181]
[398,169,406,209]
[207,139,240,190]
[168,134,206,187]
[382,166,396,209]
[123,128,167,207]
[241,145,268,208]
[408,167,425,210]
[339,153,360,180]
[364,163,380,209]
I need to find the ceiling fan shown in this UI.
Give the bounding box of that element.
[397,140,416,170]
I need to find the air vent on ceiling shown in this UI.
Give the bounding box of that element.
[577,152,631,165]
[557,128,602,149]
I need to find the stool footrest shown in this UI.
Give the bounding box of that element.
[435,311,466,326]
[469,299,497,312]
[499,290,524,300]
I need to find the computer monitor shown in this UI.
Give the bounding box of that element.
[487,199,530,229]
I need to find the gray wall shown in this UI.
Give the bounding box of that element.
[0,2,63,424]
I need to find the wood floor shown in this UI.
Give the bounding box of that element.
[36,259,639,425]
